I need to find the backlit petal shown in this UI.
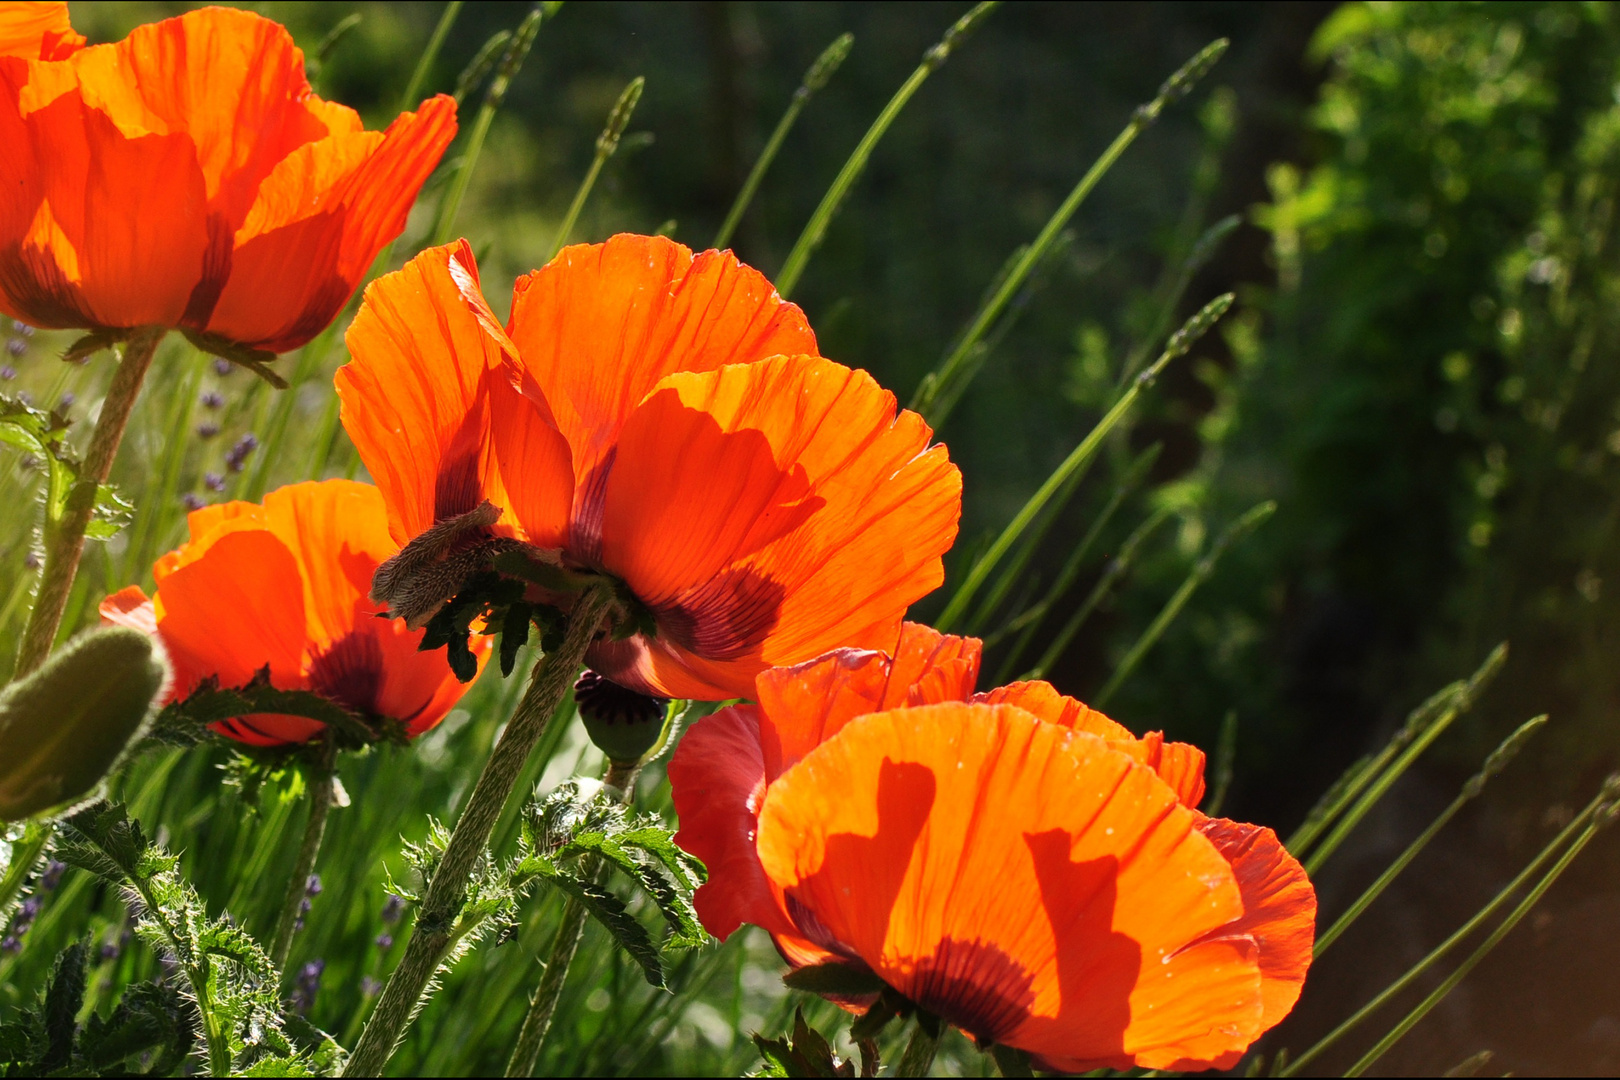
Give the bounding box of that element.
[0,2,83,60]
[755,702,1261,1067]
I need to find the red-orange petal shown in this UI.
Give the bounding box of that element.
[0,2,82,60]
[339,241,573,547]
[1195,815,1316,1033]
[589,356,960,699]
[668,704,797,942]
[204,95,456,353]
[504,234,817,521]
[976,680,1208,808]
[755,702,1263,1068]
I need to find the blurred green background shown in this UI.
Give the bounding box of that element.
[7,0,1620,1074]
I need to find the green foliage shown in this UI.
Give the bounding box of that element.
[752,1008,875,1078]
[151,666,403,751]
[0,393,133,544]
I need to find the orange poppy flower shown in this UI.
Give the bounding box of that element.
[0,2,83,60]
[0,6,455,357]
[337,236,961,700]
[100,479,486,747]
[667,623,1315,1070]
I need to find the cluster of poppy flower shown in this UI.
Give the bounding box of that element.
[1,2,1315,1070]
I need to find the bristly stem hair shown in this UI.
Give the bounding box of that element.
[342,584,614,1077]
[269,736,338,973]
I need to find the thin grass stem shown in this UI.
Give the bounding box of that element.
[1282,780,1616,1076]
[431,8,544,249]
[1303,644,1508,875]
[400,1,465,109]
[1315,715,1546,957]
[1026,504,1175,681]
[910,38,1228,424]
[937,294,1230,633]
[269,738,337,973]
[18,329,163,677]
[1344,814,1607,1077]
[504,757,640,1077]
[712,34,853,251]
[1094,498,1273,708]
[1204,709,1238,816]
[548,76,645,260]
[122,349,203,582]
[342,585,613,1077]
[774,2,1000,299]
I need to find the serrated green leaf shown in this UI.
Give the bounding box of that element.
[561,831,704,946]
[152,667,397,749]
[619,824,708,886]
[534,863,664,987]
[41,941,87,1072]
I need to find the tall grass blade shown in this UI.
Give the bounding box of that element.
[990,442,1160,680]
[401,1,465,109]
[936,293,1232,633]
[1314,714,1547,956]
[1303,643,1508,875]
[966,442,1088,636]
[1205,709,1238,816]
[712,33,853,251]
[432,7,545,248]
[911,37,1229,424]
[549,76,645,259]
[1025,504,1175,681]
[774,1,1000,298]
[454,29,512,106]
[1346,813,1607,1076]
[1094,498,1274,708]
[1117,213,1240,387]
[1281,775,1620,1076]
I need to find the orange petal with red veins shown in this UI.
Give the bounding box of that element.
[885,621,982,705]
[339,241,572,546]
[668,704,797,941]
[592,356,960,699]
[753,648,894,777]
[755,702,1262,1068]
[977,680,1207,807]
[205,95,456,353]
[504,234,816,514]
[0,2,83,59]
[1196,815,1316,1032]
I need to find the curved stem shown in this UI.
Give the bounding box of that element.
[17,329,163,677]
[269,738,336,972]
[503,757,640,1077]
[896,1020,940,1077]
[343,585,613,1078]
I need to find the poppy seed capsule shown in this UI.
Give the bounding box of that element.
[575,669,668,765]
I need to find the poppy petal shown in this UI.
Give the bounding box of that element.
[504,234,817,521]
[886,621,982,706]
[755,702,1261,1066]
[258,480,391,653]
[205,95,456,353]
[668,704,797,941]
[752,648,894,776]
[592,356,960,698]
[0,2,83,60]
[1196,815,1316,1032]
[339,241,572,546]
[977,680,1207,807]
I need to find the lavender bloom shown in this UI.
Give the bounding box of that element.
[40,861,65,890]
[182,493,206,511]
[195,422,220,440]
[375,933,393,949]
[225,433,258,473]
[5,338,23,357]
[212,358,232,376]
[290,959,325,1015]
[381,894,405,924]
[0,366,14,380]
[204,472,225,492]
[57,392,73,410]
[199,390,225,409]
[11,321,33,337]
[360,975,383,996]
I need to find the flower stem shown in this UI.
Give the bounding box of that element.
[269,738,336,973]
[896,1019,941,1077]
[504,758,640,1077]
[343,584,613,1078]
[16,328,163,678]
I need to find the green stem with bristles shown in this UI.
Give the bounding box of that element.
[548,77,644,259]
[774,2,1000,299]
[713,34,853,251]
[269,738,337,974]
[895,1020,941,1077]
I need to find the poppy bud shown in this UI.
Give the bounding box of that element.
[0,627,170,821]
[575,669,670,766]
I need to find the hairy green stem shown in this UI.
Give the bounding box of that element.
[896,1021,941,1077]
[269,739,336,972]
[343,585,613,1077]
[17,329,162,677]
[504,757,641,1077]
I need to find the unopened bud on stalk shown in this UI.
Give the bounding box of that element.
[575,669,670,767]
[0,627,169,821]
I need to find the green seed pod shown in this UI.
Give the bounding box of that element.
[575,669,669,766]
[0,627,170,821]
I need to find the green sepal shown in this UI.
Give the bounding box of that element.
[782,961,887,998]
[0,627,168,821]
[151,664,403,749]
